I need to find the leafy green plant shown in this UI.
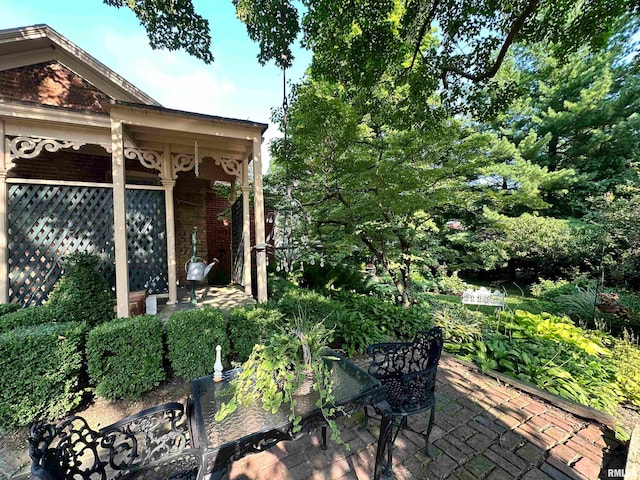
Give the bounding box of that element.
[432,304,484,355]
[216,314,344,443]
[529,278,573,300]
[87,315,165,400]
[556,287,599,326]
[47,252,114,327]
[300,262,371,293]
[0,322,85,427]
[331,307,386,356]
[0,303,20,318]
[0,305,59,334]
[613,333,640,408]
[166,307,229,379]
[228,304,284,362]
[435,270,468,295]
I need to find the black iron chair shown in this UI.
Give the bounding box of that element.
[366,326,444,465]
[28,401,201,480]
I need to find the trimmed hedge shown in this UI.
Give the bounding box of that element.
[0,305,60,334]
[0,303,20,318]
[47,252,114,327]
[0,322,85,427]
[228,304,284,362]
[166,307,229,379]
[87,315,165,400]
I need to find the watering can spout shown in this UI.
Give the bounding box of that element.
[203,259,219,278]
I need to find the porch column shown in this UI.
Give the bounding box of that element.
[252,139,267,303]
[242,156,252,296]
[111,119,130,317]
[0,121,8,303]
[161,144,177,304]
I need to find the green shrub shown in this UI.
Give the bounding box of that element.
[432,304,484,355]
[0,305,59,334]
[228,304,283,362]
[614,335,640,408]
[47,252,114,327]
[331,307,386,356]
[267,275,297,301]
[87,315,165,399]
[277,289,341,324]
[556,287,598,327]
[436,270,467,295]
[166,307,230,378]
[300,263,370,293]
[0,303,20,318]
[0,322,85,427]
[530,278,573,300]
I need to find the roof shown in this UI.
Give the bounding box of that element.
[0,24,159,106]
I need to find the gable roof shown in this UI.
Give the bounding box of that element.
[0,24,159,106]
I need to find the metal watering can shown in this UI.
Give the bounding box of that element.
[185,257,219,282]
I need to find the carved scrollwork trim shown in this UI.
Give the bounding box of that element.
[8,136,85,160]
[172,153,195,177]
[214,157,242,178]
[124,147,163,172]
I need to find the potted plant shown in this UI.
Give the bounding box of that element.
[215,313,345,443]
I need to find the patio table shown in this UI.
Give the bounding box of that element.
[189,348,394,480]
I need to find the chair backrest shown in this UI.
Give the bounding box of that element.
[29,402,194,480]
[367,327,444,414]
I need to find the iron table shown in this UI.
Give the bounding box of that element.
[189,348,393,479]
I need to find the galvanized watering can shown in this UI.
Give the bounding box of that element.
[185,257,219,282]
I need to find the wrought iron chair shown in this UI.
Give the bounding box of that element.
[28,401,201,480]
[366,326,444,463]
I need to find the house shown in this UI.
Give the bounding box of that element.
[0,24,270,316]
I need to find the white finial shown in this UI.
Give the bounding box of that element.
[213,345,223,382]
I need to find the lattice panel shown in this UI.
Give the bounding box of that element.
[231,198,244,285]
[8,184,114,306]
[126,189,168,293]
[8,185,169,306]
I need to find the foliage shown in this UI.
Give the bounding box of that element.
[166,307,229,379]
[267,274,298,301]
[47,252,115,327]
[276,289,341,324]
[228,304,284,362]
[0,322,85,427]
[556,287,599,327]
[0,305,59,334]
[300,262,371,293]
[613,333,640,408]
[431,304,484,355]
[530,278,572,299]
[434,270,468,296]
[103,0,213,63]
[216,316,345,444]
[86,315,165,400]
[0,303,20,318]
[330,306,387,357]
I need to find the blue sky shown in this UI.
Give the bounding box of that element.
[0,0,312,170]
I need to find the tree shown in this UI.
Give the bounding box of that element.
[103,0,213,63]
[268,79,493,306]
[486,20,640,217]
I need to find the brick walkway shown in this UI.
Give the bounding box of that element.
[225,355,626,480]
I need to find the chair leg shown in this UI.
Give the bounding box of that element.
[424,406,437,459]
[321,425,327,450]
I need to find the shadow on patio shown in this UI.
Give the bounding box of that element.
[222,354,628,480]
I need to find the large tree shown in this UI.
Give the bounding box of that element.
[268,78,493,305]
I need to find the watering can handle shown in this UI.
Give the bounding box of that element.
[185,257,206,273]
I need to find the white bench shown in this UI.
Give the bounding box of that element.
[461,287,505,308]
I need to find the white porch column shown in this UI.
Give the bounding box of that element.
[0,121,8,303]
[242,156,252,296]
[162,179,178,304]
[161,144,177,304]
[111,119,130,317]
[252,139,267,303]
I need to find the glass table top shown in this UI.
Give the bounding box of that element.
[191,348,381,450]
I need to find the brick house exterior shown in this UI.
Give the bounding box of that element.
[0,25,270,314]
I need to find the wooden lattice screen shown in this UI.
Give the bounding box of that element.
[8,183,168,306]
[126,189,168,294]
[231,198,244,285]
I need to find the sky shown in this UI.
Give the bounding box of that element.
[0,0,312,172]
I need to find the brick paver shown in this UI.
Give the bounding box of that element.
[217,354,626,479]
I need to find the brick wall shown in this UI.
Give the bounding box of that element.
[0,61,111,112]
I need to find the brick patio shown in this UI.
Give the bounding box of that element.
[224,355,626,480]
